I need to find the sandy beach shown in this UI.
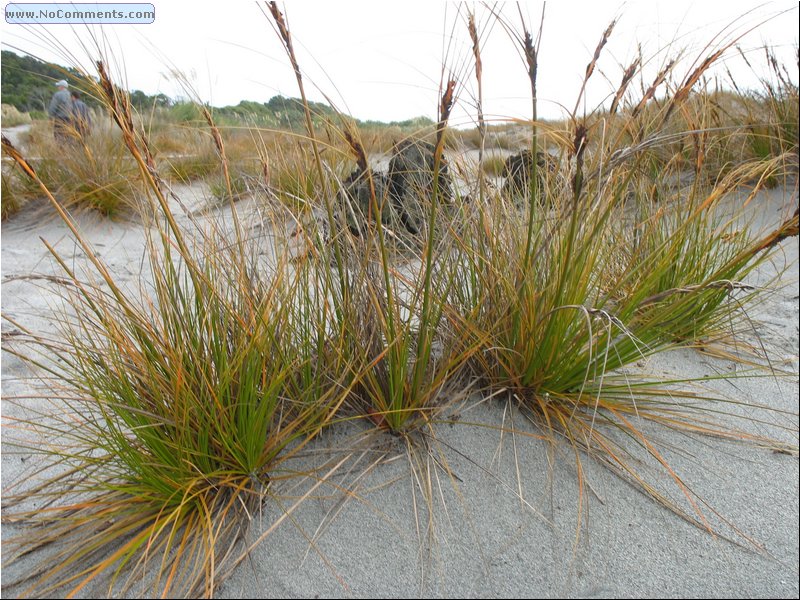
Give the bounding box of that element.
[1,141,798,597]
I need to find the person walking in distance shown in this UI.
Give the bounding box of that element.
[48,79,73,142]
[70,90,91,141]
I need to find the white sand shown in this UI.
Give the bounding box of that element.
[1,173,797,598]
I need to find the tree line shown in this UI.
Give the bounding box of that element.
[1,50,433,130]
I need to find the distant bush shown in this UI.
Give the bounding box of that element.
[480,154,506,176]
[1,103,32,127]
[169,101,202,123]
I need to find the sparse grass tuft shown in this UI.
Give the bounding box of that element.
[480,153,506,176]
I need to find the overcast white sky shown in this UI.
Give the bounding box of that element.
[2,1,798,123]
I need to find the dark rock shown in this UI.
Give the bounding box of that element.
[501,149,558,204]
[387,139,453,234]
[338,169,392,235]
[340,139,453,236]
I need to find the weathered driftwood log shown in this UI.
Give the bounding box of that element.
[501,149,558,204]
[340,139,453,235]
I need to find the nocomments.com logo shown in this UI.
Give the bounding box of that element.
[5,3,155,24]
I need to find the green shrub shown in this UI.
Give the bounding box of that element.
[1,103,32,127]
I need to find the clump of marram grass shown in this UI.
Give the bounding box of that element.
[332,120,477,437]
[1,60,352,597]
[446,7,797,532]
[265,2,472,437]
[1,228,345,598]
[2,116,144,217]
[1,4,798,598]
[259,5,498,562]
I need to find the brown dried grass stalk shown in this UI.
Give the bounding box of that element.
[610,54,642,115]
[468,10,486,187]
[572,20,616,117]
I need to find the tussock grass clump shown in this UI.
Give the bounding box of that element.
[445,6,797,529]
[264,2,470,438]
[1,61,350,597]
[2,229,343,597]
[3,117,143,217]
[339,95,476,435]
